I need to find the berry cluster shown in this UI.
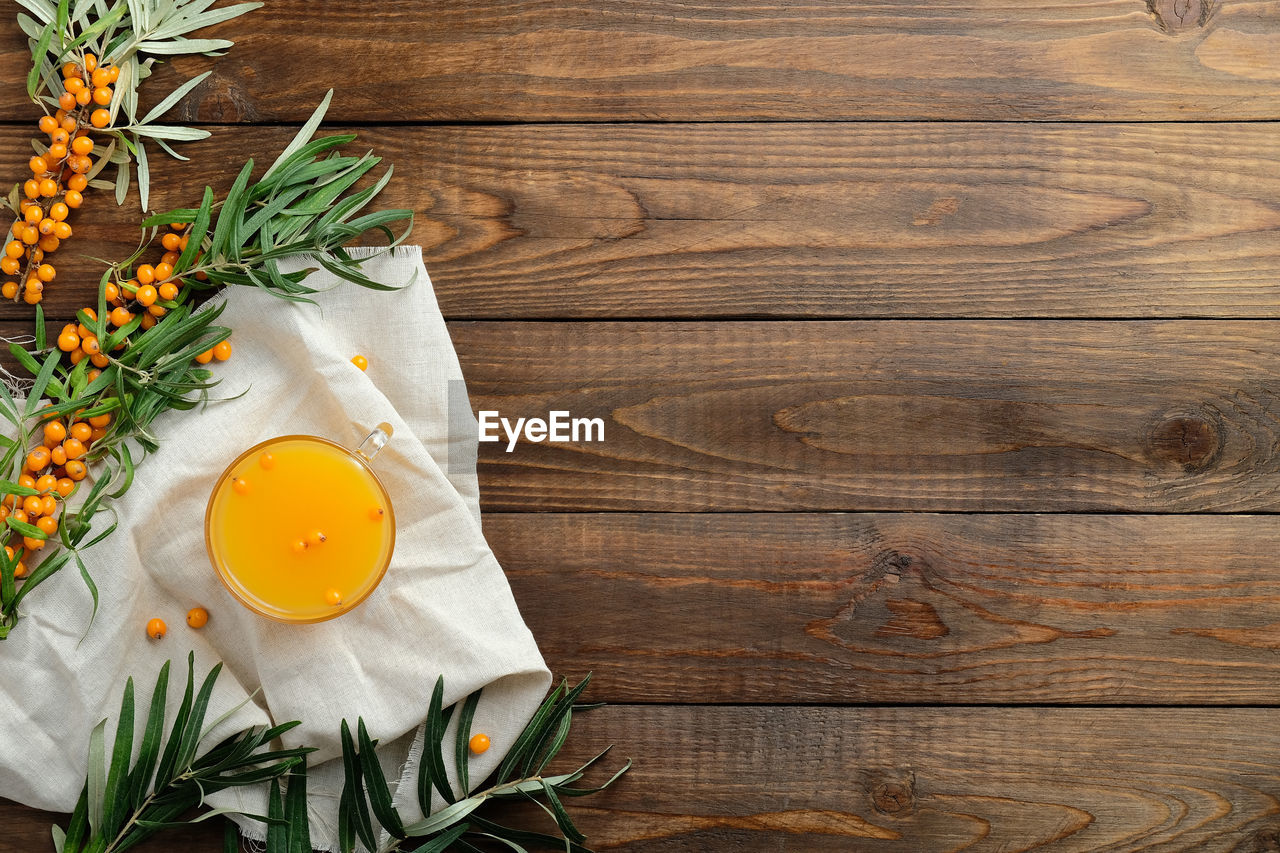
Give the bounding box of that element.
[3,54,117,305]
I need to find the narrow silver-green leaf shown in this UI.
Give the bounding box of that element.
[86,718,107,836]
[138,69,210,124]
[263,89,332,180]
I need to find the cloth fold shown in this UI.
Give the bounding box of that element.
[0,247,550,851]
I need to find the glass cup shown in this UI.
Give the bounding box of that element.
[205,424,396,623]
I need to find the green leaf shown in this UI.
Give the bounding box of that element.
[455,688,482,795]
[406,824,471,853]
[420,675,456,809]
[50,824,65,853]
[263,89,332,180]
[35,303,45,351]
[27,22,55,100]
[155,652,196,788]
[400,795,484,837]
[7,517,48,540]
[24,345,61,418]
[135,133,150,211]
[357,718,406,839]
[285,762,311,853]
[139,69,211,124]
[176,185,213,272]
[541,780,586,845]
[86,717,107,836]
[128,660,170,808]
[339,720,376,852]
[74,555,100,637]
[101,676,136,836]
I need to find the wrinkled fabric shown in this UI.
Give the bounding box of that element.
[0,247,549,851]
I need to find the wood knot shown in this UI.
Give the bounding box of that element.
[1147,0,1213,34]
[872,781,914,816]
[1233,824,1280,852]
[1147,412,1221,472]
[872,549,914,580]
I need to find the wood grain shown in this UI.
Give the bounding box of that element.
[456,319,1280,512]
[9,704,1280,851]
[5,1,1280,122]
[9,122,1280,320]
[493,512,1280,704]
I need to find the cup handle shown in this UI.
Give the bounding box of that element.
[356,422,394,463]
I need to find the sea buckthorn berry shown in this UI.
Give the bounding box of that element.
[80,336,100,356]
[306,530,327,546]
[23,290,42,305]
[50,445,67,466]
[25,447,51,472]
[90,353,109,369]
[4,282,20,300]
[68,155,91,174]
[29,156,48,175]
[51,128,69,144]
[58,91,76,111]
[69,348,85,365]
[194,349,214,364]
[88,412,111,429]
[5,241,24,258]
[13,504,29,520]
[38,179,58,198]
[23,536,43,552]
[68,173,87,192]
[90,109,110,128]
[57,329,79,352]
[60,115,77,134]
[22,496,43,517]
[291,539,307,554]
[63,189,83,207]
[108,65,119,83]
[38,115,58,134]
[92,87,112,106]
[213,340,232,361]
[158,282,178,301]
[468,733,491,755]
[37,516,56,536]
[65,460,87,481]
[186,607,209,629]
[105,282,120,302]
[47,143,67,160]
[37,264,55,282]
[136,284,157,306]
[325,588,343,606]
[39,235,60,252]
[24,206,43,224]
[44,417,67,443]
[75,87,93,107]
[160,251,180,266]
[24,279,43,295]
[50,202,68,221]
[154,262,173,280]
[351,354,368,371]
[55,478,74,497]
[135,264,155,285]
[84,54,98,72]
[91,66,110,88]
[61,62,81,79]
[259,452,275,470]
[146,618,166,640]
[53,222,72,240]
[369,506,385,521]
[21,226,39,245]
[62,438,86,460]
[71,135,93,156]
[1,258,18,275]
[35,474,56,493]
[70,422,91,442]
[110,307,133,327]
[29,248,43,263]
[147,305,166,318]
[22,180,39,199]
[13,561,27,578]
[38,218,56,235]
[63,76,84,94]
[139,313,156,330]
[232,477,250,495]
[87,369,100,383]
[161,232,181,252]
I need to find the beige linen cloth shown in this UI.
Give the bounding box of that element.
[0,247,551,851]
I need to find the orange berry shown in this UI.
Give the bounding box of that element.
[20,226,38,245]
[92,87,112,106]
[5,242,22,259]
[38,115,58,134]
[36,264,55,282]
[60,115,77,134]
[90,353,109,368]
[369,506,385,521]
[38,179,58,198]
[29,156,48,175]
[351,354,368,371]
[259,452,276,470]
[23,536,44,552]
[55,478,75,497]
[22,291,41,305]
[135,283,157,306]
[194,349,214,364]
[49,202,69,221]
[57,330,80,352]
[13,561,27,578]
[161,232,181,252]
[38,218,56,236]
[75,87,93,107]
[91,66,110,88]
[53,222,72,240]
[160,251,180,266]
[154,262,173,280]
[22,495,43,517]
[62,438,86,460]
[108,66,119,83]
[25,447,50,472]
[63,76,84,94]
[50,445,67,467]
[61,62,81,80]
[0,257,18,275]
[325,588,343,606]
[68,348,85,365]
[29,248,43,263]
[80,336,99,356]
[68,155,91,174]
[36,515,57,536]
[47,143,67,161]
[83,54,98,73]
[232,477,250,495]
[43,418,67,444]
[109,306,133,327]
[213,340,232,361]
[65,460,87,481]
[158,282,178,301]
[70,422,92,442]
[146,618,166,639]
[87,369,101,383]
[13,500,30,517]
[39,235,60,252]
[90,109,109,129]
[63,190,82,209]
[468,733,491,754]
[135,264,155,285]
[70,136,93,156]
[4,282,20,300]
[57,92,76,112]
[24,206,43,224]
[35,474,57,493]
[186,607,209,629]
[22,180,39,199]
[67,173,87,192]
[139,312,156,330]
[147,305,166,318]
[104,282,119,303]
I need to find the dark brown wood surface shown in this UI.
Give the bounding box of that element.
[5,1,1280,122]
[5,0,1280,851]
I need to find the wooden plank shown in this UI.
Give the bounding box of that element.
[6,123,1280,321]
[9,705,1280,851]
[494,513,1280,704]
[456,320,1280,512]
[5,1,1280,122]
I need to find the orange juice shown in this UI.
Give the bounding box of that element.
[206,435,395,622]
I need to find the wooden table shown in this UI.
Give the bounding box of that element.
[5,1,1280,850]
